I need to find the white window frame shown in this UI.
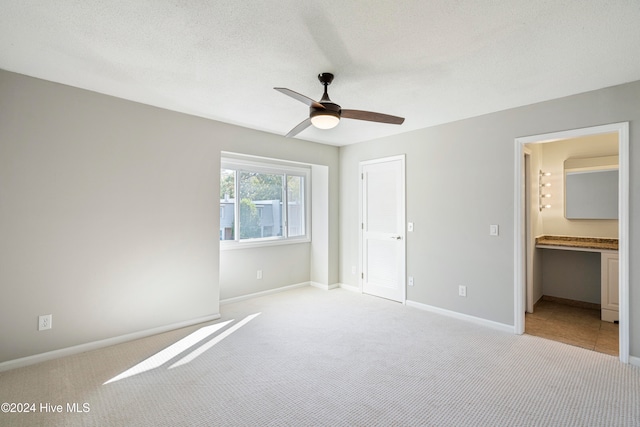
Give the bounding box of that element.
[220,154,311,250]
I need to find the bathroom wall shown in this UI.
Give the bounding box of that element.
[533,133,619,304]
[541,250,602,304]
[539,133,618,238]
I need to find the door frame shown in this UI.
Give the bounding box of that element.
[513,122,629,363]
[358,154,407,303]
[523,147,535,314]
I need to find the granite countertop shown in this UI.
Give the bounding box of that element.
[535,235,618,251]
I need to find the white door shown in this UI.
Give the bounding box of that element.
[360,156,406,303]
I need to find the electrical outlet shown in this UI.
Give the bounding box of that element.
[38,314,52,331]
[458,285,467,297]
[408,276,414,286]
[351,265,357,275]
[257,270,263,280]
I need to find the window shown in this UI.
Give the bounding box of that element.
[220,155,310,247]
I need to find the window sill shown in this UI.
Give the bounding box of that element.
[220,237,311,251]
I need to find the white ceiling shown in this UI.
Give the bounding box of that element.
[1,1,639,146]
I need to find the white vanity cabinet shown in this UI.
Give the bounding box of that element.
[601,251,619,322]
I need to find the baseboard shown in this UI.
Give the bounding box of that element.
[406,300,514,333]
[541,295,600,310]
[629,355,640,368]
[220,282,310,305]
[338,283,360,293]
[310,282,340,291]
[0,313,221,373]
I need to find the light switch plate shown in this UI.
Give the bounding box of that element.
[408,222,414,232]
[490,224,499,236]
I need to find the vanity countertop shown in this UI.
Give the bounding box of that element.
[535,235,618,251]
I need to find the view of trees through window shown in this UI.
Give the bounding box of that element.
[239,171,283,239]
[220,161,307,242]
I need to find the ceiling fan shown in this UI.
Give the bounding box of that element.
[274,73,405,138]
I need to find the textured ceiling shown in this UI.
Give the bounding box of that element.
[1,1,639,146]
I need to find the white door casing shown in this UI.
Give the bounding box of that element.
[514,122,629,363]
[360,155,406,303]
[524,149,534,314]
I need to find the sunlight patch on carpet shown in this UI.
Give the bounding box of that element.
[169,313,261,369]
[103,319,235,384]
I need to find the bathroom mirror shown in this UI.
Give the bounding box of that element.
[564,156,618,220]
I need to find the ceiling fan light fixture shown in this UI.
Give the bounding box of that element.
[310,110,340,129]
[275,73,404,137]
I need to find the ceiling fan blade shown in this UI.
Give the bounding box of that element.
[341,109,405,125]
[274,88,325,109]
[285,118,313,138]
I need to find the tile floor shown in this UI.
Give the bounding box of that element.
[525,299,618,356]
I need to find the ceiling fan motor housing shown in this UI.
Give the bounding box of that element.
[310,102,341,129]
[311,102,340,118]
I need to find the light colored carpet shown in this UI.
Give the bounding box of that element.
[1,287,638,426]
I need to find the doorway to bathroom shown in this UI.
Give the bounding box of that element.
[514,122,629,362]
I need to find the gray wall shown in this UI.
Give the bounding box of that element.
[0,70,339,363]
[219,244,311,300]
[339,80,640,358]
[2,68,638,364]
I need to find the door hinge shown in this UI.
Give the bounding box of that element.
[361,223,364,229]
[361,273,364,279]
[361,173,364,179]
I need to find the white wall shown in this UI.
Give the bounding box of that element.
[0,70,339,364]
[339,80,640,359]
